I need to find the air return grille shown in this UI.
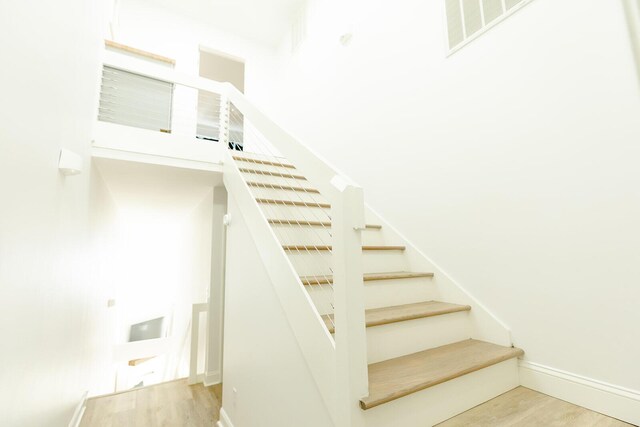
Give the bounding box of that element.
[445,0,528,51]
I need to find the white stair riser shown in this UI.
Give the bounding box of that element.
[305,286,335,315]
[288,251,408,277]
[232,151,287,162]
[256,203,380,225]
[242,172,309,186]
[363,359,520,427]
[305,278,435,315]
[364,278,436,310]
[258,204,330,223]
[248,187,329,204]
[272,227,385,246]
[233,160,295,174]
[366,311,472,363]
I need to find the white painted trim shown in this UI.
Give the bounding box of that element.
[204,370,222,386]
[92,147,224,172]
[92,121,225,171]
[217,407,234,427]
[622,0,640,86]
[205,186,227,390]
[189,303,208,385]
[68,391,88,427]
[519,360,640,425]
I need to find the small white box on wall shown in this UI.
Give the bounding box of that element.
[58,148,83,176]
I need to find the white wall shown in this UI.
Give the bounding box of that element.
[255,0,640,395]
[86,162,121,396]
[0,0,108,425]
[113,0,274,95]
[200,50,245,92]
[109,0,278,149]
[221,195,333,427]
[94,159,221,387]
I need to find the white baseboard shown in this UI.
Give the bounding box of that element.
[519,361,640,425]
[217,407,234,427]
[187,373,205,385]
[204,370,221,386]
[68,391,88,427]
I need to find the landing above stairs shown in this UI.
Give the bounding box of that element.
[360,339,524,409]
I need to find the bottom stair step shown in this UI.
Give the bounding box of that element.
[323,301,470,333]
[360,339,524,410]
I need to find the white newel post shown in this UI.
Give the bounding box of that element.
[331,176,368,427]
[204,185,228,386]
[219,94,230,148]
[189,303,208,384]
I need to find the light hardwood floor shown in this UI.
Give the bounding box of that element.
[81,381,632,426]
[80,379,222,427]
[438,386,633,426]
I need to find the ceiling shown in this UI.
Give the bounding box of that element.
[121,0,307,47]
[95,158,222,218]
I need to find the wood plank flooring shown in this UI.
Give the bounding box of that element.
[80,379,221,427]
[80,381,632,426]
[438,386,632,426]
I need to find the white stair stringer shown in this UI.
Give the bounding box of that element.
[363,358,519,427]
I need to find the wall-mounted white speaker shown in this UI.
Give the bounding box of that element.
[58,148,83,176]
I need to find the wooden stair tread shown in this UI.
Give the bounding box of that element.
[360,339,524,410]
[269,219,381,229]
[301,271,433,285]
[283,245,404,251]
[257,199,330,208]
[247,182,320,193]
[239,168,307,180]
[322,301,471,333]
[127,356,156,366]
[233,156,295,169]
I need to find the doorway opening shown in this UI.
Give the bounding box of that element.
[196,49,245,151]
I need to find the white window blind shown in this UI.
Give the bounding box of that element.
[98,66,173,132]
[445,0,528,51]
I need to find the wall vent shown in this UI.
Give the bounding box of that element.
[445,0,531,53]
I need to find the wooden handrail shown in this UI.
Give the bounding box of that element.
[105,40,176,65]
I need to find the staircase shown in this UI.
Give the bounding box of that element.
[94,50,524,426]
[231,152,523,426]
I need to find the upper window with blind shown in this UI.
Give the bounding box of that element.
[98,66,174,133]
[445,0,531,52]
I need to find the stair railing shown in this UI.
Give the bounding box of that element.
[221,84,368,426]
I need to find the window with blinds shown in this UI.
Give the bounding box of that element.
[98,66,173,132]
[445,0,529,51]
